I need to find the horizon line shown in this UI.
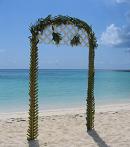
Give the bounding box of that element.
[0,68,129,71]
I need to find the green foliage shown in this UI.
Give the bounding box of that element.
[51,26,62,44]
[70,34,81,46]
[52,32,62,44]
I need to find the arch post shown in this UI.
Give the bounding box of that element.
[27,31,39,141]
[86,31,96,131]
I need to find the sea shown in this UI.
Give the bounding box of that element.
[0,69,130,112]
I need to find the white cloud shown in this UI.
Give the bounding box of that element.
[100,24,130,48]
[100,24,122,46]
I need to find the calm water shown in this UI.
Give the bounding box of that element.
[0,69,130,112]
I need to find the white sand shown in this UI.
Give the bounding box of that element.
[0,103,130,147]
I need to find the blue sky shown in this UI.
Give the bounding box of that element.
[0,0,130,69]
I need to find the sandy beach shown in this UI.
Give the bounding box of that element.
[0,103,130,147]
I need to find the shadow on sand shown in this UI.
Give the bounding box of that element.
[88,130,109,147]
[28,140,39,147]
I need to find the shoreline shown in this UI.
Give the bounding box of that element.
[0,102,130,119]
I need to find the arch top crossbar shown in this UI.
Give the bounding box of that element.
[31,15,92,34]
[30,15,97,47]
[27,15,98,141]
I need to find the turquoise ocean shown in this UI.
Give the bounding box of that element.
[0,69,130,112]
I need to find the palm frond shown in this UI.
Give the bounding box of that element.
[70,34,81,46]
[52,32,62,44]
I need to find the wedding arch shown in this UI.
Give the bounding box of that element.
[27,15,98,140]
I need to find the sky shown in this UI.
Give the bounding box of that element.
[0,0,130,69]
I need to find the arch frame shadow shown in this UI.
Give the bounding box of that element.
[88,129,109,147]
[28,140,39,147]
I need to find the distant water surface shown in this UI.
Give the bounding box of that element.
[0,69,130,112]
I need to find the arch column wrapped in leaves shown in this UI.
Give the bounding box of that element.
[27,15,98,141]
